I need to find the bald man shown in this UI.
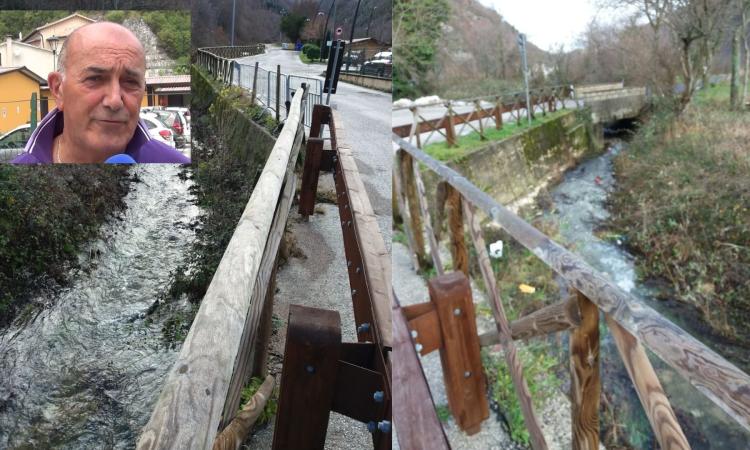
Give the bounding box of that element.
[12,22,189,164]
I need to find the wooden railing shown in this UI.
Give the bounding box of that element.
[391,135,750,449]
[271,104,392,449]
[195,45,265,85]
[392,86,573,148]
[136,83,307,449]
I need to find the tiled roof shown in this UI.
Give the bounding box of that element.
[145,75,191,85]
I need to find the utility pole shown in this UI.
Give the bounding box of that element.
[345,0,362,72]
[230,0,236,46]
[319,0,336,61]
[518,33,532,126]
[366,4,377,37]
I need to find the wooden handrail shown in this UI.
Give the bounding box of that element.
[393,134,750,433]
[137,85,308,450]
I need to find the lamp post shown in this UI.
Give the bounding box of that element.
[345,0,362,72]
[230,0,236,46]
[319,1,336,62]
[47,35,60,72]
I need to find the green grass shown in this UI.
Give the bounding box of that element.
[423,109,570,162]
[239,377,278,426]
[694,82,730,107]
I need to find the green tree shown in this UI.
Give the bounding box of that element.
[393,0,450,99]
[280,13,306,42]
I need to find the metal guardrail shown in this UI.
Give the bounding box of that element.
[391,134,750,449]
[137,84,308,450]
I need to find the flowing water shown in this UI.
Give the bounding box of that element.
[544,139,750,448]
[0,165,200,449]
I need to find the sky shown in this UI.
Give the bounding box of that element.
[477,0,637,51]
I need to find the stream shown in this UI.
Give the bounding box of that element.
[544,138,750,448]
[0,165,200,449]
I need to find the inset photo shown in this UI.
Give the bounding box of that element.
[0,10,191,163]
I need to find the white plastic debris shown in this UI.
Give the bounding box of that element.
[489,240,504,259]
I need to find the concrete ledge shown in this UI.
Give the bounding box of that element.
[339,73,392,92]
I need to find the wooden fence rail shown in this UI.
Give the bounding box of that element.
[136,85,307,450]
[392,85,573,147]
[391,134,750,449]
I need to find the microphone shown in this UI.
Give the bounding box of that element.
[104,154,137,164]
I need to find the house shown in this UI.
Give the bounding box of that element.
[344,37,390,59]
[0,67,46,133]
[144,74,191,108]
[22,13,95,51]
[0,35,55,81]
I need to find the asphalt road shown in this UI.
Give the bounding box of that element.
[237,46,392,243]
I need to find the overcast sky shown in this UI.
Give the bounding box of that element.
[477,0,637,51]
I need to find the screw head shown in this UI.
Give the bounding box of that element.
[357,322,371,334]
[415,343,423,353]
[366,421,377,433]
[356,267,362,273]
[410,330,418,339]
[378,421,392,433]
[306,365,316,374]
[373,390,385,403]
[347,220,352,227]
[453,308,462,316]
[352,289,357,296]
[464,371,471,378]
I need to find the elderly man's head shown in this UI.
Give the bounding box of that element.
[49,22,146,161]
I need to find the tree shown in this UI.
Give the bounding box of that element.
[280,12,307,42]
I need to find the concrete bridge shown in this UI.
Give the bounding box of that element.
[574,82,649,124]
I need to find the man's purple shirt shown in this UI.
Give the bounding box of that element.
[11,108,190,164]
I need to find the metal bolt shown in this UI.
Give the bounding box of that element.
[378,421,392,433]
[415,343,423,353]
[347,260,352,267]
[410,330,418,339]
[373,391,385,403]
[464,371,471,378]
[356,267,362,273]
[453,308,462,316]
[306,365,315,374]
[357,322,371,333]
[352,289,357,296]
[347,220,352,227]
[367,421,377,433]
[341,220,345,226]
[344,204,348,209]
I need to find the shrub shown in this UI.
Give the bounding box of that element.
[302,43,320,60]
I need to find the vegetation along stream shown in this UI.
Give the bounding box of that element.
[542,135,750,448]
[0,165,200,449]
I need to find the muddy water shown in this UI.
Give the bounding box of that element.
[544,140,750,448]
[0,165,200,449]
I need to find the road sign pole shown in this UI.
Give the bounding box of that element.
[518,33,532,126]
[326,40,341,105]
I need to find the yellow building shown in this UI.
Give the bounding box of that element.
[0,67,45,133]
[22,13,95,51]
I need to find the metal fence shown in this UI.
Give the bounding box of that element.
[232,61,323,127]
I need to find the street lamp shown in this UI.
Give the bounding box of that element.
[47,35,60,72]
[345,0,362,72]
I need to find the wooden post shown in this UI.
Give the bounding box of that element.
[428,272,488,434]
[445,185,468,276]
[411,156,443,274]
[570,291,600,450]
[251,62,259,105]
[444,103,457,147]
[393,152,420,271]
[400,153,427,266]
[474,100,486,140]
[272,305,341,450]
[605,315,691,450]
[298,137,324,218]
[463,201,548,449]
[494,96,503,130]
[276,64,281,122]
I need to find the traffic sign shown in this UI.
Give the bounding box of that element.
[336,27,343,36]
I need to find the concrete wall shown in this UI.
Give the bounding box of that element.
[424,110,602,211]
[339,73,391,92]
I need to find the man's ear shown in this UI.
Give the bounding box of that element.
[48,72,64,111]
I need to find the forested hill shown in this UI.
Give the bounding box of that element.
[192,0,391,48]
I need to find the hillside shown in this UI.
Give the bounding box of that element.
[192,0,391,48]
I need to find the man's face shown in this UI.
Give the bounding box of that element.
[53,26,146,158]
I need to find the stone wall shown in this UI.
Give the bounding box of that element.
[339,73,392,92]
[192,65,277,171]
[424,110,603,211]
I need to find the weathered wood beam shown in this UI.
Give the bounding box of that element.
[392,294,451,450]
[410,154,443,274]
[570,291,600,450]
[606,315,691,450]
[392,153,420,271]
[393,136,750,432]
[400,152,427,266]
[212,375,275,450]
[479,295,581,346]
[446,185,469,276]
[463,202,548,449]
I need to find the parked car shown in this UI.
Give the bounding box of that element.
[0,124,31,162]
[165,107,191,145]
[361,51,392,77]
[147,109,188,149]
[140,113,175,147]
